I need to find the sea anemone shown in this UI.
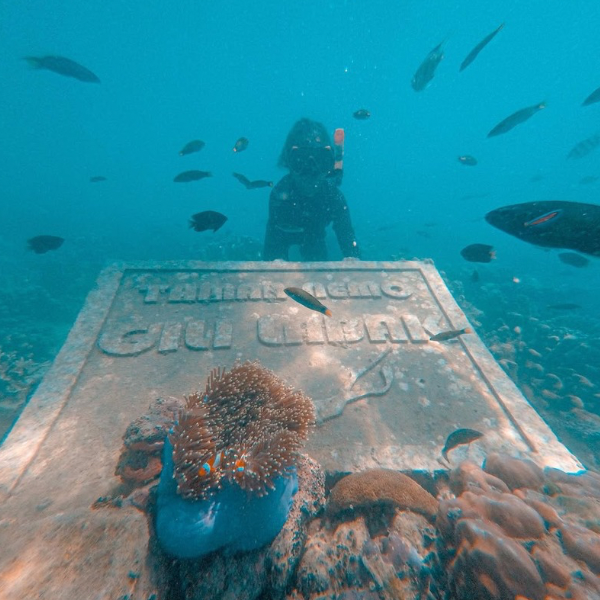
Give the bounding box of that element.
[156,361,315,558]
[170,361,315,499]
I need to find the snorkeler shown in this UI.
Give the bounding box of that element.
[263,118,360,261]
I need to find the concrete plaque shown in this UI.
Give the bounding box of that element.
[0,260,582,496]
[0,260,583,598]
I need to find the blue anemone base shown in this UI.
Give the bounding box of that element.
[155,438,298,559]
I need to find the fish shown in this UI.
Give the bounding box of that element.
[411,41,444,91]
[189,211,228,233]
[558,252,589,268]
[485,200,600,256]
[89,176,107,183]
[567,133,600,159]
[458,155,477,166]
[460,244,495,263]
[547,303,581,310]
[27,235,64,254]
[470,270,480,282]
[232,172,273,189]
[459,23,504,72]
[580,176,599,185]
[179,140,205,156]
[24,55,100,83]
[430,327,473,342]
[487,102,546,137]
[582,86,600,107]
[198,451,223,476]
[284,287,332,317]
[174,170,212,183]
[353,109,371,120]
[442,428,483,461]
[233,137,249,153]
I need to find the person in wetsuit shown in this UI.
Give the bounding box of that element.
[263,118,360,261]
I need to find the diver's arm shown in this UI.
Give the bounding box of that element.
[332,191,360,258]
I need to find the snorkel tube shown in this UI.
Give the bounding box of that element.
[332,128,344,186]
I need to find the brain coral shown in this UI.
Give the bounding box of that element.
[327,469,439,520]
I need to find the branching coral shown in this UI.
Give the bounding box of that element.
[170,361,315,499]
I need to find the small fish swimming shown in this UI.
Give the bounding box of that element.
[460,244,495,263]
[27,235,65,254]
[442,428,483,461]
[232,172,273,189]
[174,170,212,183]
[558,252,589,268]
[353,109,371,120]
[233,137,249,153]
[485,200,600,256]
[487,102,546,137]
[547,303,581,310]
[567,133,600,159]
[458,155,478,166]
[24,55,100,83]
[189,211,228,233]
[459,23,504,72]
[430,327,473,342]
[284,287,331,317]
[582,86,600,107]
[411,41,444,92]
[580,176,599,185]
[198,451,223,476]
[89,176,107,183]
[179,140,205,156]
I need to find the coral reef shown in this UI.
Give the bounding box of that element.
[436,454,600,600]
[447,270,600,469]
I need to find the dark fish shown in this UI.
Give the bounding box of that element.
[558,252,589,268]
[24,55,100,83]
[442,428,483,461]
[179,140,205,156]
[487,102,546,137]
[284,287,332,317]
[580,176,599,185]
[485,200,600,256]
[547,303,581,310]
[459,23,504,72]
[89,176,107,183]
[458,155,478,166]
[470,270,480,282]
[411,41,444,92]
[27,235,64,254]
[529,174,544,182]
[582,86,600,107]
[174,170,212,183]
[233,137,249,153]
[189,211,227,233]
[460,243,495,263]
[232,172,273,189]
[567,133,600,159]
[430,327,472,342]
[353,109,371,120]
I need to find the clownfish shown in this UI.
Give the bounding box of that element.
[234,456,246,473]
[198,451,223,477]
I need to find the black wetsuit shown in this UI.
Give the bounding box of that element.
[263,174,360,261]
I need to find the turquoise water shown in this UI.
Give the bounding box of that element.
[1,3,600,454]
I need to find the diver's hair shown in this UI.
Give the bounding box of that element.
[278,118,332,169]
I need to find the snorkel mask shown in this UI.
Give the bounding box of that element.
[288,145,334,177]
